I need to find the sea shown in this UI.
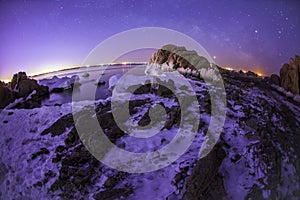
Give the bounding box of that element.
[32,63,147,106]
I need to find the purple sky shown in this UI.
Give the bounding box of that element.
[0,0,299,81]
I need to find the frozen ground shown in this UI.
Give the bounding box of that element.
[0,66,300,199]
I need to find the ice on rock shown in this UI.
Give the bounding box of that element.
[108,73,122,90]
[198,68,219,81]
[161,63,174,72]
[25,90,37,100]
[177,68,186,75]
[192,70,199,77]
[186,68,192,75]
[176,66,220,81]
[39,75,79,90]
[145,63,165,76]
[167,59,174,69]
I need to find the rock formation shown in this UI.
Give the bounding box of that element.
[0,72,49,109]
[9,72,47,98]
[149,44,210,70]
[0,82,15,108]
[279,55,300,94]
[270,74,281,86]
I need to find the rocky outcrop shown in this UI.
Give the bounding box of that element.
[9,72,49,99]
[149,44,210,70]
[280,55,300,94]
[0,72,49,109]
[270,74,281,86]
[10,72,27,90]
[183,144,226,200]
[0,82,16,109]
[38,75,80,92]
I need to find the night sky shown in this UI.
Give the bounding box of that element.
[0,0,299,81]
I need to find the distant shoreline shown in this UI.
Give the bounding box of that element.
[30,62,147,78]
[1,62,148,83]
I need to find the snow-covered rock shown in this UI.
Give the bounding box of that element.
[39,75,79,91]
[108,74,122,90]
[191,70,199,77]
[285,91,294,98]
[144,63,164,76]
[293,94,300,102]
[177,67,186,75]
[198,68,219,81]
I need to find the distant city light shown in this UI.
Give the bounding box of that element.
[2,79,10,83]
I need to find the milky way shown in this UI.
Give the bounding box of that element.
[0,0,299,80]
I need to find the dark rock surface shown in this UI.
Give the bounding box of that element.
[0,82,15,108]
[270,74,281,86]
[41,113,74,136]
[183,144,226,200]
[93,188,133,200]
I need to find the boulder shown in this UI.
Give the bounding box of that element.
[0,83,15,108]
[280,55,300,94]
[270,74,281,86]
[17,79,40,98]
[149,44,210,70]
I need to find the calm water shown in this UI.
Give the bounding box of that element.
[38,64,146,106]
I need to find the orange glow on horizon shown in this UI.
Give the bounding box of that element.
[221,66,265,77]
[256,72,263,76]
[225,67,234,71]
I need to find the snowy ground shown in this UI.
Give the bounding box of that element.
[1,66,300,199]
